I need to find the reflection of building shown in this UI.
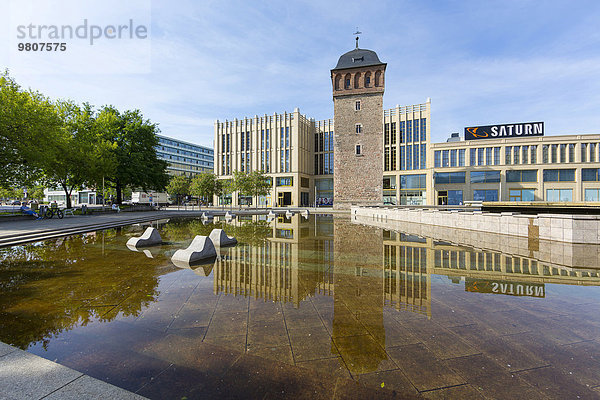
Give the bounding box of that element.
[212,214,333,306]
[383,231,432,318]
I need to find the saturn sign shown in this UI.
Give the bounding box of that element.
[465,122,544,141]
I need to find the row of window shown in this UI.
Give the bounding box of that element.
[157,146,213,160]
[436,143,600,168]
[158,137,212,154]
[386,144,427,171]
[436,188,597,204]
[157,152,213,166]
[383,119,427,145]
[434,169,584,184]
[314,131,334,153]
[315,153,334,175]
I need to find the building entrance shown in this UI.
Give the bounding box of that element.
[278,192,292,206]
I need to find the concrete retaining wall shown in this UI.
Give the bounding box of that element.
[352,206,600,245]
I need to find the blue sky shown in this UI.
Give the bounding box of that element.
[2,0,600,148]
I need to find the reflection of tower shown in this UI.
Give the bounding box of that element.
[383,231,432,318]
[332,219,387,375]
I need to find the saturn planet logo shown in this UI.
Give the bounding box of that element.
[466,127,489,138]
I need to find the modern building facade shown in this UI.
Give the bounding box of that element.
[156,134,214,177]
[213,42,598,207]
[431,133,600,204]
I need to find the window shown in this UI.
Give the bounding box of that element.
[560,144,566,163]
[450,149,457,167]
[414,120,420,142]
[276,177,293,186]
[400,174,426,189]
[400,146,405,170]
[505,147,512,165]
[421,144,426,169]
[407,121,413,142]
[400,121,406,143]
[581,143,588,162]
[384,148,390,171]
[355,124,362,134]
[506,170,537,182]
[546,189,572,202]
[591,143,597,162]
[585,189,600,201]
[413,145,420,169]
[365,75,371,86]
[542,145,548,163]
[470,170,501,183]
[391,147,397,170]
[470,148,476,166]
[434,172,466,184]
[355,101,361,111]
[406,145,412,169]
[549,144,557,163]
[355,144,362,155]
[543,169,575,182]
[420,118,427,142]
[486,147,492,166]
[442,150,449,167]
[384,123,390,145]
[583,168,600,181]
[568,144,575,163]
[509,189,535,201]
[473,189,498,202]
[530,145,537,164]
[345,79,350,89]
[459,149,465,166]
[434,151,441,168]
[391,123,397,145]
[522,146,529,164]
[513,146,520,164]
[477,148,484,166]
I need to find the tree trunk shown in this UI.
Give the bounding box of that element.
[116,181,122,204]
[61,182,72,209]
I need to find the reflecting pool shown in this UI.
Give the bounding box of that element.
[1,215,600,399]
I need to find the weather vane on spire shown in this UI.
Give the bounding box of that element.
[354,27,362,48]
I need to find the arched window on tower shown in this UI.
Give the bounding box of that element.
[344,74,351,89]
[354,72,361,89]
[375,70,382,87]
[334,74,341,90]
[364,71,371,87]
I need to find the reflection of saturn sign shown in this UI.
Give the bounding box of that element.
[465,122,544,140]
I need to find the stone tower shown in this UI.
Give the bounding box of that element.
[331,42,386,209]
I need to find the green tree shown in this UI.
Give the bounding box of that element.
[0,71,62,187]
[166,175,190,205]
[190,172,222,205]
[231,170,252,206]
[248,170,272,208]
[98,106,169,204]
[40,102,116,209]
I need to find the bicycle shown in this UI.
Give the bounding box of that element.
[45,207,64,219]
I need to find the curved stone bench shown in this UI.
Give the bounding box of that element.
[171,235,216,264]
[209,228,237,247]
[126,227,162,248]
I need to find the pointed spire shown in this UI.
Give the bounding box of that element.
[353,27,362,48]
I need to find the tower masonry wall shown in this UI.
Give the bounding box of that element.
[333,92,383,209]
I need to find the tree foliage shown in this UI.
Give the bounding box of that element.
[190,172,222,205]
[166,175,190,205]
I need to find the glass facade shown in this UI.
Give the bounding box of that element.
[156,135,214,177]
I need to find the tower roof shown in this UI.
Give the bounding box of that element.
[332,48,385,71]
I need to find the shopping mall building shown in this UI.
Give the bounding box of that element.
[214,43,600,207]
